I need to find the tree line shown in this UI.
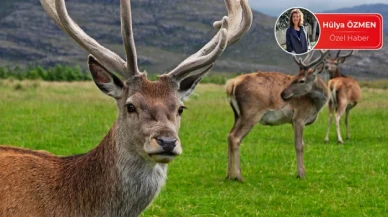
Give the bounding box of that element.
[0,65,91,81]
[0,65,239,84]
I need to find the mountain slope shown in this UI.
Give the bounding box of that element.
[0,0,291,74]
[0,1,386,79]
[323,3,388,33]
[322,4,388,79]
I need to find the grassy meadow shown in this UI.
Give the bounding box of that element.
[0,79,387,216]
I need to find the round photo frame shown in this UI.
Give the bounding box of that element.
[274,7,321,55]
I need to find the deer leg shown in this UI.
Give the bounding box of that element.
[324,101,334,143]
[227,114,261,182]
[345,103,356,140]
[345,108,350,140]
[293,120,305,178]
[227,123,238,181]
[335,102,347,144]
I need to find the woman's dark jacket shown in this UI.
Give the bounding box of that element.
[286,26,309,54]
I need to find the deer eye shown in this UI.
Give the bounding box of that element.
[299,80,305,84]
[178,106,186,116]
[126,104,136,113]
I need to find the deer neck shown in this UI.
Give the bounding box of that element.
[330,67,343,79]
[307,78,329,112]
[115,122,168,216]
[57,123,167,216]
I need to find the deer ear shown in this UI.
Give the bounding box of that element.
[313,62,325,75]
[88,55,124,99]
[178,65,213,100]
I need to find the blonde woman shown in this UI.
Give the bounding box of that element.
[286,9,309,54]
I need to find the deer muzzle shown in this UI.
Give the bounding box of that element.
[281,90,293,101]
[148,136,182,163]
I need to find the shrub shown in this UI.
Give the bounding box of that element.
[14,83,23,90]
[0,65,92,82]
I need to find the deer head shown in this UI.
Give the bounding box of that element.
[324,50,354,78]
[40,0,252,164]
[281,50,328,100]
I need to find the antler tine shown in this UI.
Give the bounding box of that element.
[40,0,130,78]
[120,0,140,76]
[214,0,253,46]
[305,50,329,68]
[335,50,341,58]
[164,0,253,82]
[293,55,304,67]
[165,25,228,81]
[293,50,328,69]
[302,50,316,65]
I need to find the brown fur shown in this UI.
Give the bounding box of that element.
[0,67,184,216]
[227,72,293,111]
[226,65,329,181]
[4,0,253,214]
[0,127,117,216]
[324,57,361,143]
[328,77,361,104]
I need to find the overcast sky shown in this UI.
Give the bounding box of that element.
[249,0,387,16]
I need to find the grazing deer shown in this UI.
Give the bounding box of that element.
[0,0,252,216]
[226,50,329,181]
[324,50,361,144]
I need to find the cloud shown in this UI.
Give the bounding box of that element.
[249,0,387,16]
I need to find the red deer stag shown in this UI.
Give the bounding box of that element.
[324,50,361,144]
[226,50,329,181]
[0,0,252,216]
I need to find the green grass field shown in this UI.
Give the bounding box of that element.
[0,80,387,216]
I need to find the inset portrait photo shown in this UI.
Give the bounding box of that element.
[275,7,320,55]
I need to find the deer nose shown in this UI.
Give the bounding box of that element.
[156,137,177,152]
[280,91,287,100]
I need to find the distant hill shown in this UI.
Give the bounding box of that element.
[0,0,291,75]
[322,4,388,79]
[0,1,387,79]
[323,3,388,33]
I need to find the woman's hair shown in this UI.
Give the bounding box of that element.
[288,8,303,27]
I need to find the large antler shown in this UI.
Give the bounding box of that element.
[40,0,140,78]
[120,0,140,76]
[164,0,253,82]
[301,50,315,65]
[336,50,354,58]
[293,50,329,69]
